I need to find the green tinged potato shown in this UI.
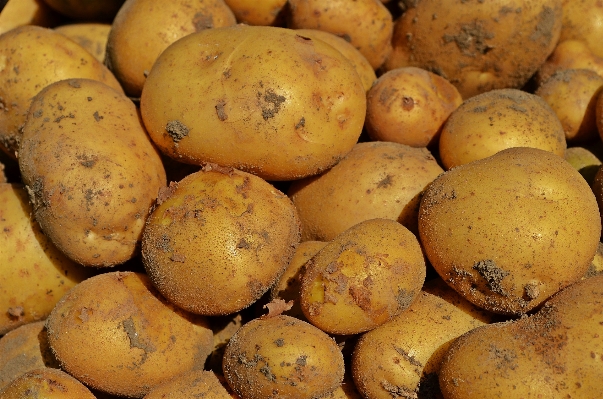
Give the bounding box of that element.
[19,78,166,267]
[419,147,601,315]
[140,25,366,181]
[300,218,426,335]
[439,275,603,398]
[0,183,92,335]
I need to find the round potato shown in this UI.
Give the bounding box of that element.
[289,141,443,241]
[419,147,601,315]
[386,0,563,98]
[19,78,166,267]
[142,165,301,316]
[536,40,603,85]
[564,146,602,185]
[223,0,287,26]
[223,315,344,399]
[46,271,214,398]
[0,0,64,35]
[366,67,462,148]
[0,368,96,399]
[535,69,603,143]
[300,218,426,335]
[559,0,603,59]
[0,26,123,159]
[55,23,111,62]
[106,0,236,97]
[0,183,92,335]
[438,89,566,170]
[140,25,366,181]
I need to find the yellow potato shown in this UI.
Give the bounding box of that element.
[0,368,96,399]
[143,371,231,399]
[419,147,601,315]
[0,183,92,335]
[19,78,166,267]
[55,23,111,62]
[0,0,63,34]
[223,0,288,26]
[564,146,602,185]
[536,40,603,85]
[559,0,603,58]
[140,25,366,181]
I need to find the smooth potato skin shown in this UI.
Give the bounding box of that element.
[536,40,603,85]
[439,275,603,398]
[0,368,96,399]
[0,26,123,159]
[55,23,111,62]
[419,147,601,315]
[46,272,214,398]
[19,79,166,267]
[0,183,92,335]
[142,167,301,316]
[140,25,366,181]
[223,0,287,26]
[0,0,64,34]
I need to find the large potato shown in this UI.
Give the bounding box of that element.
[0,26,123,159]
[46,272,214,398]
[386,0,563,98]
[419,147,601,315]
[140,25,366,181]
[0,183,92,335]
[19,78,166,267]
[142,166,300,316]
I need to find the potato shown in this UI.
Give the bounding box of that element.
[141,165,300,316]
[223,0,287,26]
[46,271,214,398]
[0,183,92,335]
[365,67,462,148]
[144,370,231,399]
[39,0,124,21]
[140,25,366,181]
[559,0,603,59]
[352,290,492,399]
[419,147,601,315]
[0,26,123,159]
[386,0,563,99]
[294,28,377,93]
[106,0,236,97]
[288,0,393,69]
[438,89,566,170]
[536,40,603,85]
[535,69,603,143]
[439,275,603,398]
[223,315,344,399]
[55,23,111,62]
[0,0,63,34]
[300,218,426,335]
[0,368,96,398]
[0,321,59,391]
[564,146,602,185]
[584,242,603,279]
[289,141,443,241]
[19,78,166,267]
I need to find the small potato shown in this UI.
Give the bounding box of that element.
[0,183,92,335]
[438,89,566,170]
[0,368,96,398]
[144,370,231,399]
[46,272,214,398]
[419,147,601,315]
[288,0,393,69]
[142,166,300,316]
[106,0,236,97]
[536,40,603,85]
[223,315,344,399]
[564,146,602,185]
[0,321,59,391]
[439,275,603,398]
[300,219,426,335]
[289,141,443,241]
[19,78,166,267]
[386,0,562,99]
[223,0,287,26]
[535,69,603,143]
[55,23,112,62]
[0,0,64,34]
[366,67,462,148]
[140,25,366,181]
[0,26,123,158]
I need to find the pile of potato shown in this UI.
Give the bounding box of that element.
[1,0,603,398]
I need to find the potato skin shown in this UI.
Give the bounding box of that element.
[439,275,603,398]
[0,368,96,399]
[386,0,562,99]
[55,23,111,62]
[223,0,287,26]
[143,370,231,399]
[0,26,123,159]
[45,272,214,398]
[223,315,344,399]
[300,218,426,335]
[142,166,301,316]
[536,40,603,85]
[19,79,166,267]
[140,25,366,181]
[419,147,601,315]
[0,183,92,335]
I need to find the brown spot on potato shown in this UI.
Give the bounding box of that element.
[402,96,415,111]
[192,12,214,31]
[473,259,509,296]
[215,100,228,121]
[259,89,286,120]
[165,120,189,143]
[442,21,495,57]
